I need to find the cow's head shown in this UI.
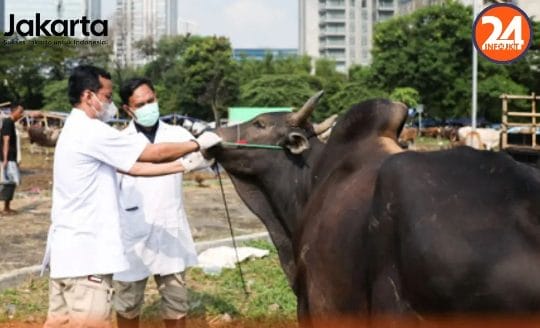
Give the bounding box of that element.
[208,91,326,175]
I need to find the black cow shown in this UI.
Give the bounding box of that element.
[370,147,540,314]
[209,93,540,326]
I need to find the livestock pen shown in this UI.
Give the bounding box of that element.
[500,93,540,168]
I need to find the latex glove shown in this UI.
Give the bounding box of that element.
[194,131,222,150]
[191,121,210,137]
[178,152,215,173]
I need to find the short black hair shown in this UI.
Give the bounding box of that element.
[10,100,24,112]
[120,78,155,106]
[68,65,112,106]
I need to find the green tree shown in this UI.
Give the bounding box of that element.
[313,58,346,121]
[390,87,420,108]
[43,80,70,112]
[371,1,535,120]
[143,35,197,82]
[237,54,313,86]
[522,20,540,92]
[160,36,239,122]
[0,35,114,108]
[328,83,388,115]
[348,65,378,88]
[239,74,315,108]
[0,36,76,107]
[478,75,528,122]
[273,55,312,75]
[371,1,473,119]
[237,57,266,85]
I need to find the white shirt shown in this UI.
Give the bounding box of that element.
[114,121,198,282]
[43,108,148,278]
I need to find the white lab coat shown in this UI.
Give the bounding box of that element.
[114,121,198,282]
[42,109,148,278]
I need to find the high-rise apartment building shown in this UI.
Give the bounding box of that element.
[514,0,540,20]
[398,0,539,14]
[301,0,539,71]
[113,0,181,67]
[177,19,198,35]
[0,0,4,33]
[300,0,399,72]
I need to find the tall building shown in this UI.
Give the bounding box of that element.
[397,0,537,15]
[177,19,198,35]
[299,0,320,64]
[3,0,102,37]
[113,0,181,67]
[397,0,445,14]
[166,0,177,35]
[0,0,4,33]
[299,0,399,72]
[5,0,57,27]
[515,0,540,20]
[301,0,539,71]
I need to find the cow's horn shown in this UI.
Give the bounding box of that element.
[288,90,324,126]
[313,114,338,135]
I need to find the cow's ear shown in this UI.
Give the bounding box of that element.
[285,132,310,154]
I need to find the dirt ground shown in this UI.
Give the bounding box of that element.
[0,139,265,275]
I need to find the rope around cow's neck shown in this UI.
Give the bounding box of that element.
[223,123,284,150]
[214,163,250,298]
[221,141,283,150]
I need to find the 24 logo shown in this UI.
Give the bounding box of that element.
[473,4,533,64]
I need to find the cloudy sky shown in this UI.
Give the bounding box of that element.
[102,0,298,48]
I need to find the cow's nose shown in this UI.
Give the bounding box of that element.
[201,148,213,160]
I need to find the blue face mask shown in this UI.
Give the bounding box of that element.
[133,102,160,127]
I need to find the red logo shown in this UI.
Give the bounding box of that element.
[473,4,533,63]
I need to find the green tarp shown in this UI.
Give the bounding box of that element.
[228,107,292,125]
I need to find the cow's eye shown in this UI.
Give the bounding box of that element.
[253,120,265,129]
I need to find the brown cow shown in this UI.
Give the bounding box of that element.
[208,93,540,327]
[420,127,441,138]
[28,123,61,148]
[399,127,417,146]
[210,93,407,324]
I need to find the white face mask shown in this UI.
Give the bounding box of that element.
[133,102,160,127]
[91,93,118,122]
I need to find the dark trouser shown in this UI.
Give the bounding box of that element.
[0,184,15,201]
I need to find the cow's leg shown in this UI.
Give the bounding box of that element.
[294,263,313,328]
[297,295,313,328]
[368,173,408,315]
[368,207,414,328]
[369,213,406,314]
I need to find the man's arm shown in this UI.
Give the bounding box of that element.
[137,131,222,163]
[2,135,8,167]
[123,161,185,177]
[122,150,210,177]
[137,141,198,163]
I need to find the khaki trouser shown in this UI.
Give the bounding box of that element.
[113,273,188,320]
[44,275,114,328]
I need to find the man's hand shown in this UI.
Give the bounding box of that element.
[178,152,214,173]
[194,132,222,150]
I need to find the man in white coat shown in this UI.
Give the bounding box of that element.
[42,66,222,328]
[113,78,208,328]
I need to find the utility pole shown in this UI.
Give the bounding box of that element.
[417,104,424,135]
[472,0,479,130]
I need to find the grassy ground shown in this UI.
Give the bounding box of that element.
[412,137,451,151]
[0,241,296,327]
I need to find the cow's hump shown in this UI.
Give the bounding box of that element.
[329,99,408,144]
